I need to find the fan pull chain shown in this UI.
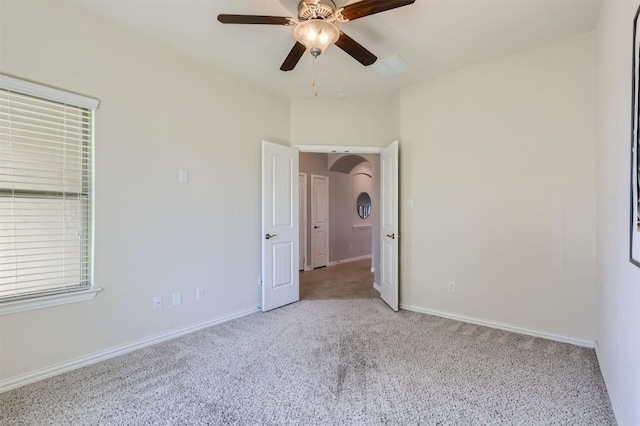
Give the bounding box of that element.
[312,56,318,97]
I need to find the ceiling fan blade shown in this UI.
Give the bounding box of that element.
[341,0,416,21]
[335,32,377,66]
[217,14,293,25]
[280,42,306,71]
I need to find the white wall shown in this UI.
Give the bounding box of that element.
[290,98,398,147]
[0,1,289,382]
[399,32,597,342]
[596,1,640,424]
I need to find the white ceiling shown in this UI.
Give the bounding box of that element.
[76,0,600,100]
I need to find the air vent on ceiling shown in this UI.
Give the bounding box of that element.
[372,55,409,77]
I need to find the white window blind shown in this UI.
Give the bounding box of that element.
[0,76,97,302]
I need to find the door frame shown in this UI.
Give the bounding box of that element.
[310,174,330,268]
[299,172,308,271]
[295,145,383,154]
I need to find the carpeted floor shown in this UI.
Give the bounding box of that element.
[1,299,615,425]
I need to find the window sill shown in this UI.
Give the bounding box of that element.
[0,288,102,316]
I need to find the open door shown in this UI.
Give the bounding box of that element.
[261,141,299,312]
[380,141,399,311]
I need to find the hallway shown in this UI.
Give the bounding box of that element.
[299,259,378,300]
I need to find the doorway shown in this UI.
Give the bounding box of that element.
[261,141,398,312]
[298,151,378,301]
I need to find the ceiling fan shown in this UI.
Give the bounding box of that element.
[217,0,415,71]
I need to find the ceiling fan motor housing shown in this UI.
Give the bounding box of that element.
[298,1,338,22]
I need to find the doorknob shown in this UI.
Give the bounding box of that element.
[314,226,320,229]
[386,233,395,239]
[265,233,277,240]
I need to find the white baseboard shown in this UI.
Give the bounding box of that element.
[595,342,625,426]
[327,254,372,267]
[373,282,380,292]
[303,266,313,272]
[399,304,595,348]
[0,305,260,394]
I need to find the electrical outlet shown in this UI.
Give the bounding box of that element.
[153,296,162,310]
[172,291,182,306]
[448,281,456,293]
[349,244,352,250]
[196,287,204,301]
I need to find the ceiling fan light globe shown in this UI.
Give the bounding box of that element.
[294,19,340,56]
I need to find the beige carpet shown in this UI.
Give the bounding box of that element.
[0,299,615,425]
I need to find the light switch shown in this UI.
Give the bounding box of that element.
[172,291,182,306]
[179,169,189,184]
[407,199,413,208]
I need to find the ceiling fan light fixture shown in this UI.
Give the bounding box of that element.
[218,0,417,71]
[294,19,340,57]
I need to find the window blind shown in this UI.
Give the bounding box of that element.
[0,81,95,302]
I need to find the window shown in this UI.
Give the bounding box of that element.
[0,75,99,313]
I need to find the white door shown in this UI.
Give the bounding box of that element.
[298,173,307,271]
[380,141,399,311]
[310,174,329,268]
[262,141,299,312]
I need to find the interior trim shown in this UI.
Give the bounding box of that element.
[0,288,102,316]
[0,73,100,110]
[400,304,596,348]
[595,342,625,425]
[294,144,383,154]
[352,224,372,230]
[0,305,260,393]
[327,254,371,267]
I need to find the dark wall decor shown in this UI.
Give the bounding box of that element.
[631,4,640,267]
